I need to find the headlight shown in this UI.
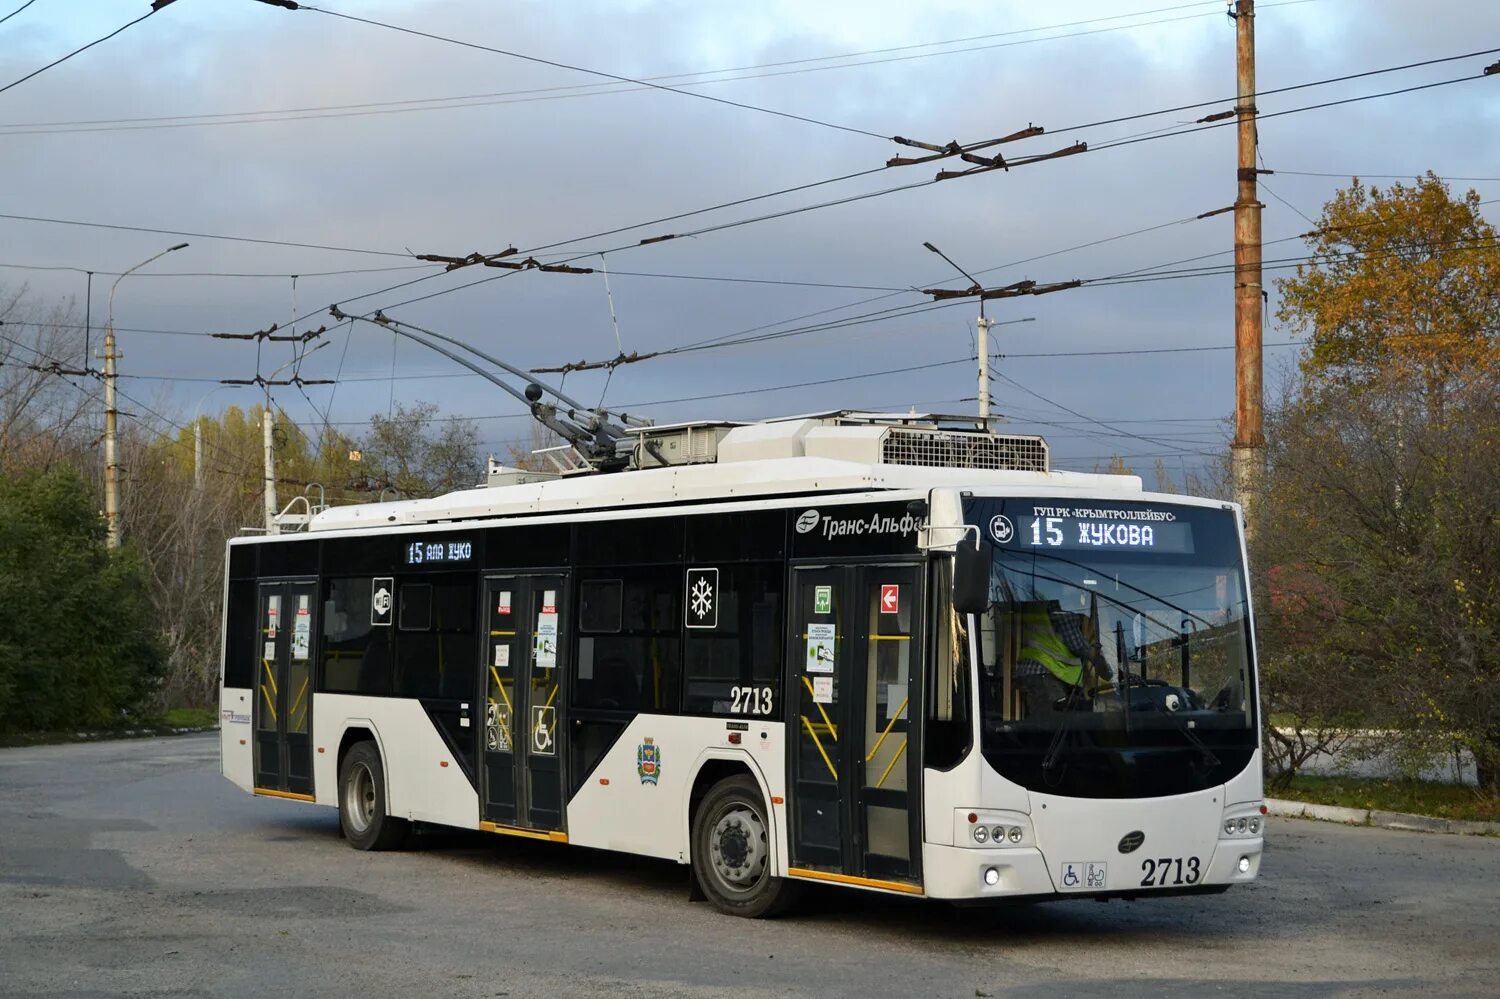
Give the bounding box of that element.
[973,825,989,844]
[1248,816,1261,834]
[1237,817,1248,834]
[1225,819,1236,835]
[992,826,1005,843]
[983,866,1000,886]
[1008,826,1023,843]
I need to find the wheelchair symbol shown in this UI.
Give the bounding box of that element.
[1062,863,1080,887]
[530,705,555,756]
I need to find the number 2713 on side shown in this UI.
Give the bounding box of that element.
[1140,856,1201,886]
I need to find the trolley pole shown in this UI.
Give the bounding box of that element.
[1230,0,1264,536]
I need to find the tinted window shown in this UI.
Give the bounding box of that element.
[320,536,393,576]
[573,567,680,713]
[223,579,258,688]
[576,517,683,566]
[579,579,623,633]
[399,583,432,631]
[228,545,256,581]
[396,578,476,699]
[257,537,318,577]
[483,522,569,569]
[685,510,785,562]
[321,577,393,695]
[683,563,782,714]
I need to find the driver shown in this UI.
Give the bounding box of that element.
[1014,601,1098,715]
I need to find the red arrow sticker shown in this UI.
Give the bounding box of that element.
[880,584,899,614]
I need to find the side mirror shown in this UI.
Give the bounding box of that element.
[952,540,991,615]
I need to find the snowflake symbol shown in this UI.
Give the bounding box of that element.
[690,576,714,620]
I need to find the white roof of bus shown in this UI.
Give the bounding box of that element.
[306,455,1147,533]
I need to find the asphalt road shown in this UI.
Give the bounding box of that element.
[2,734,1497,998]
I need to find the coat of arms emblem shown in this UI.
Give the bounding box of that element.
[637,738,661,786]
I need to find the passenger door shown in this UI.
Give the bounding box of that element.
[786,564,923,887]
[479,574,568,833]
[252,579,316,798]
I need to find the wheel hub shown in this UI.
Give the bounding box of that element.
[709,805,767,889]
[345,762,376,834]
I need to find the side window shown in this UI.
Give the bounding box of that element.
[683,563,782,715]
[321,577,393,695]
[926,560,972,770]
[579,579,623,633]
[395,577,475,699]
[573,567,681,713]
[399,583,432,631]
[223,579,258,688]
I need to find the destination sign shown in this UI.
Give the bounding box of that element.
[404,539,474,565]
[990,505,1195,555]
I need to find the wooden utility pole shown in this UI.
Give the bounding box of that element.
[1231,0,1264,534]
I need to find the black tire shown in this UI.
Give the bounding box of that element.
[338,741,409,851]
[691,774,802,918]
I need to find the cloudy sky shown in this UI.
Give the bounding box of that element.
[3,0,1497,482]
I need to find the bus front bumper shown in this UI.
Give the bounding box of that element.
[920,839,1263,901]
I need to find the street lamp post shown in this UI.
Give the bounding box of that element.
[923,241,992,423]
[103,242,188,549]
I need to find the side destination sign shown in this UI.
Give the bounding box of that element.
[790,502,922,558]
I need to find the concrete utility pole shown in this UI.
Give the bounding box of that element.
[102,242,188,549]
[1230,0,1265,534]
[262,406,278,533]
[976,314,993,421]
[193,421,203,490]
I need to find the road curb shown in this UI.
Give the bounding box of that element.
[0,724,218,748]
[1266,798,1499,836]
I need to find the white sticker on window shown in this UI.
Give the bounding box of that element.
[262,641,275,661]
[493,644,510,668]
[806,623,836,674]
[265,594,280,638]
[487,702,511,752]
[885,683,908,719]
[292,594,311,661]
[535,612,558,670]
[812,676,834,703]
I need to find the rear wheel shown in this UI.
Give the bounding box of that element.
[691,774,801,918]
[338,741,409,851]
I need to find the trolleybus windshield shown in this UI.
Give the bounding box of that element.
[963,497,1256,799]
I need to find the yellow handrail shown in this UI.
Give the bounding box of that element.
[865,696,909,763]
[876,740,907,789]
[800,715,839,780]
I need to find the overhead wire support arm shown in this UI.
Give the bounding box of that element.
[887,124,1045,167]
[936,141,1086,181]
[919,277,1081,302]
[530,350,661,375]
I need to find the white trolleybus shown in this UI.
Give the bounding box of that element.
[220,411,1264,917]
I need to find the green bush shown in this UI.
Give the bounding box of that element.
[0,470,165,733]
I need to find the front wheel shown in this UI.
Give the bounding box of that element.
[690,774,801,918]
[338,741,409,851]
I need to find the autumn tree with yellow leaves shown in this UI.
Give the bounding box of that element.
[1256,175,1500,793]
